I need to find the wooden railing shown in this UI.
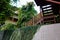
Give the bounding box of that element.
[25,12,43,26]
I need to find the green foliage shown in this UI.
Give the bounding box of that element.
[2,30,14,40]
[0,0,11,24]
[11,6,19,11]
[17,2,37,27]
[12,0,19,3]
[0,0,18,24]
[9,25,40,40]
[0,23,17,30]
[0,1,38,40]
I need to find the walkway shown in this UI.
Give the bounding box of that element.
[32,23,60,40]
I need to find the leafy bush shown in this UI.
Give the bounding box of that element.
[0,23,17,40]
[2,30,14,40]
[0,23,17,30]
[9,25,41,40]
[17,2,37,28]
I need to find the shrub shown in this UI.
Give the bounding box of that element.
[9,25,41,40]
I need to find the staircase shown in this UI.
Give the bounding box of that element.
[42,5,56,24]
[25,4,57,26]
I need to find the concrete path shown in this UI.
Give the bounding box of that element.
[32,23,60,40]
